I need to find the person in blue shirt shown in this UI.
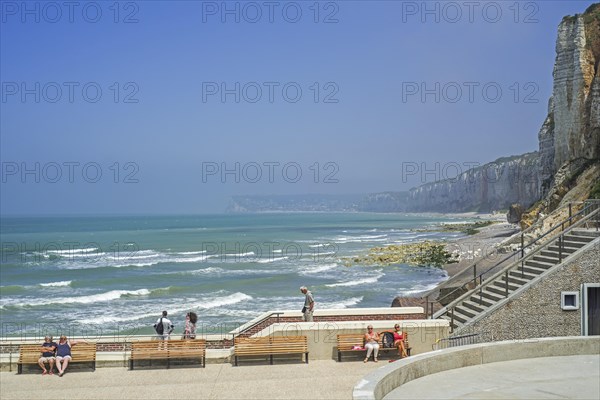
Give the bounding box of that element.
[55,335,84,377]
[38,336,57,375]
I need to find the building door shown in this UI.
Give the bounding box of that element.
[583,284,600,336]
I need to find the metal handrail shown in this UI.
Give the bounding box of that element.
[421,201,592,304]
[434,205,599,320]
[426,201,599,315]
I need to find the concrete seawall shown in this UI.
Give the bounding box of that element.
[353,336,600,400]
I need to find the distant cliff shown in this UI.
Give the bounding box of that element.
[406,153,540,213]
[226,194,362,213]
[407,4,600,216]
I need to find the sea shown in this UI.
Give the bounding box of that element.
[0,213,469,338]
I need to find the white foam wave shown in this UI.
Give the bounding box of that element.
[39,281,72,287]
[299,263,338,275]
[321,296,363,309]
[196,292,252,309]
[3,289,151,308]
[308,244,327,248]
[326,274,383,287]
[46,247,98,255]
[174,250,207,255]
[255,257,288,264]
[273,249,282,253]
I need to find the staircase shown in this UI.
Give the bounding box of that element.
[427,201,600,332]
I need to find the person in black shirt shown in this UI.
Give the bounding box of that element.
[38,336,57,375]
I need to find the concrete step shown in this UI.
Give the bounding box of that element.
[525,259,555,269]
[447,310,468,324]
[487,286,510,297]
[439,315,462,329]
[462,300,484,313]
[470,295,494,308]
[493,280,519,291]
[502,274,529,286]
[453,306,476,319]
[564,234,595,243]
[520,265,547,275]
[540,250,562,258]
[559,240,586,248]
[509,269,538,281]
[570,230,600,238]
[547,245,579,254]
[532,255,559,264]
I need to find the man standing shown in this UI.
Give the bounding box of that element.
[300,286,315,322]
[154,311,174,340]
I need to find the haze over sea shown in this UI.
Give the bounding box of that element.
[0,213,470,337]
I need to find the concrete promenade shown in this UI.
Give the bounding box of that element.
[0,359,382,400]
[384,355,600,400]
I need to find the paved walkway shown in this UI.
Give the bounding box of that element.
[384,355,600,400]
[1,359,381,400]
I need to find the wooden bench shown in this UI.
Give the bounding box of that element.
[18,343,97,374]
[129,339,206,370]
[336,333,411,362]
[233,335,308,366]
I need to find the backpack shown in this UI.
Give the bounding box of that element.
[155,318,164,335]
[382,331,395,348]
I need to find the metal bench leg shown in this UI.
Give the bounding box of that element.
[270,355,273,365]
[338,351,341,362]
[234,356,238,367]
[130,359,133,370]
[305,352,309,364]
[18,364,22,374]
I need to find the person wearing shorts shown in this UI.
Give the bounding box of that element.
[55,335,83,377]
[38,336,57,375]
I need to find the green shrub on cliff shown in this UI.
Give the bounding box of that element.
[342,241,458,268]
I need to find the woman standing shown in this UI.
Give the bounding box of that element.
[183,312,197,339]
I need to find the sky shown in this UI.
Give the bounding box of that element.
[0,0,597,215]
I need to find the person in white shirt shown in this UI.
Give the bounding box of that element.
[154,310,174,340]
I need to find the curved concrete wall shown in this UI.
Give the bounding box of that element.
[353,336,600,400]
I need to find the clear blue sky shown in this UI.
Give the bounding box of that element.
[0,0,596,214]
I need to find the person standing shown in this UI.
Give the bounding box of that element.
[182,312,197,339]
[300,286,315,322]
[154,311,174,340]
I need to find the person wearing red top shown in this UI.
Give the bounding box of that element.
[392,324,408,358]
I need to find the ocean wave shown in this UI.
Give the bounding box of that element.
[46,247,99,255]
[298,263,338,276]
[197,292,252,310]
[255,257,289,264]
[308,244,328,248]
[325,274,383,287]
[39,281,72,287]
[2,288,151,308]
[172,250,207,255]
[75,292,253,325]
[399,281,445,296]
[321,296,363,309]
[273,249,282,253]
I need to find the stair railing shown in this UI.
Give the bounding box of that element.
[421,201,592,318]
[434,205,599,328]
[421,200,600,318]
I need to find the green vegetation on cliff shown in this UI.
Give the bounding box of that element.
[342,241,458,268]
